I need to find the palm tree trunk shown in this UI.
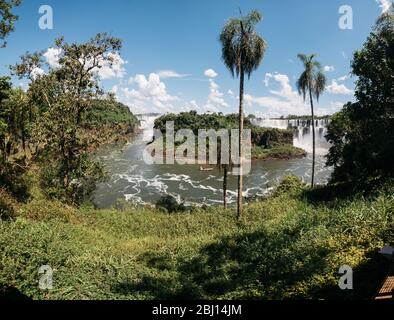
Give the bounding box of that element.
[237,67,245,220]
[309,88,316,188]
[223,164,228,209]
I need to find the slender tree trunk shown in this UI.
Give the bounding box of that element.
[309,88,316,188]
[223,164,228,209]
[237,67,245,220]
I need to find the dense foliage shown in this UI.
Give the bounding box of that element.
[0,34,139,205]
[0,0,21,47]
[326,10,394,186]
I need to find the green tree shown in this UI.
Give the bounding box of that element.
[219,10,267,219]
[0,0,21,47]
[0,76,11,162]
[296,54,326,188]
[12,33,122,205]
[326,7,394,185]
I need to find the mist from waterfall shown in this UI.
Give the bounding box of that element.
[252,118,331,155]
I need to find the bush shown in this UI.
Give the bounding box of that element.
[0,188,17,221]
[0,160,30,202]
[39,156,108,206]
[155,195,186,213]
[19,199,79,223]
[273,175,305,197]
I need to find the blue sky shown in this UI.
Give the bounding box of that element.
[0,0,390,116]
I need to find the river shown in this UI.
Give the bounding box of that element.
[93,116,333,208]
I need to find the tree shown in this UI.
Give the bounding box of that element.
[219,10,267,219]
[0,0,21,47]
[296,54,326,188]
[12,33,122,205]
[0,76,11,162]
[326,7,394,185]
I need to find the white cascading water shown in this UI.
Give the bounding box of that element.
[136,115,159,142]
[252,118,331,155]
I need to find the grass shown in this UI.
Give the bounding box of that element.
[0,177,393,300]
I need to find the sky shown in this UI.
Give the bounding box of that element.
[0,0,391,117]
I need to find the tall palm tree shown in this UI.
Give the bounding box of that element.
[296,54,326,188]
[219,10,266,219]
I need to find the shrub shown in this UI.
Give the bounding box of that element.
[19,199,79,223]
[155,195,186,213]
[0,188,17,221]
[273,175,305,197]
[39,156,108,207]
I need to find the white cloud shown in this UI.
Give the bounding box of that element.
[157,70,189,79]
[323,65,335,72]
[244,72,344,117]
[92,52,127,80]
[205,79,228,111]
[326,80,353,95]
[43,48,62,68]
[181,100,200,112]
[204,69,218,78]
[264,73,273,87]
[228,89,235,99]
[245,73,310,117]
[113,73,179,113]
[337,75,350,82]
[376,0,392,13]
[30,67,45,80]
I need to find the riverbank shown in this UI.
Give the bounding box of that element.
[1,176,393,300]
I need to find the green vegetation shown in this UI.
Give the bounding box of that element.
[154,111,302,160]
[0,176,393,300]
[0,0,21,47]
[326,9,394,187]
[252,145,306,160]
[0,4,393,302]
[0,34,139,206]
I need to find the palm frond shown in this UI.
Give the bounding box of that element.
[314,71,326,101]
[296,53,326,102]
[219,10,266,79]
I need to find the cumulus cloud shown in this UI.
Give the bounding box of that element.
[112,73,179,113]
[244,72,344,117]
[245,73,310,117]
[326,80,353,95]
[96,52,127,80]
[30,67,45,80]
[204,79,228,112]
[376,0,392,13]
[204,69,218,78]
[323,65,335,72]
[157,70,189,79]
[43,48,62,68]
[337,75,350,82]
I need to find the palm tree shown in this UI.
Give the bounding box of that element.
[219,10,266,219]
[296,54,326,188]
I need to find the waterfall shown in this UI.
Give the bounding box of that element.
[252,118,331,155]
[136,114,160,142]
